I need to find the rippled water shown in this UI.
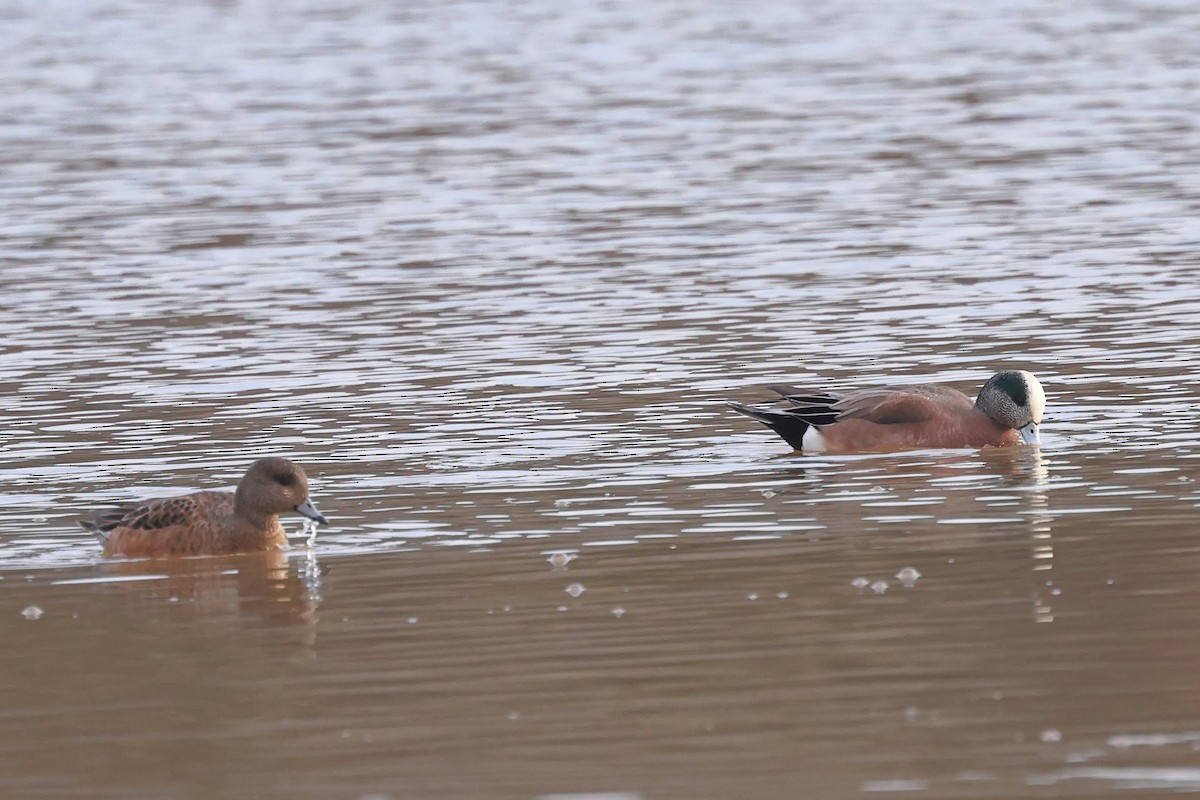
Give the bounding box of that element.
[3,0,1200,797]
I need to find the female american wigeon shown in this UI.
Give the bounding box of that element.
[79,457,328,557]
[729,370,1045,453]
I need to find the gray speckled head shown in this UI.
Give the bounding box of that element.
[976,371,1045,444]
[236,457,327,523]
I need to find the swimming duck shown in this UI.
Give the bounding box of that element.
[80,457,328,557]
[729,370,1044,453]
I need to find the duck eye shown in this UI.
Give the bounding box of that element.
[274,473,296,486]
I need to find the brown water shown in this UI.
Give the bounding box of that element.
[3,0,1200,797]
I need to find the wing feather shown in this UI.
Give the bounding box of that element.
[80,492,230,539]
[833,385,972,424]
[758,384,972,427]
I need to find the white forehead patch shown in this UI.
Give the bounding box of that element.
[1019,370,1046,423]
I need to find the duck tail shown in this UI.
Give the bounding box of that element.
[726,402,810,450]
[78,507,129,543]
[78,519,108,543]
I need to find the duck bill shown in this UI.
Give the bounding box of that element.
[1018,422,1040,445]
[295,498,328,525]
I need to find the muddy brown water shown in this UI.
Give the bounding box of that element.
[3,0,1200,798]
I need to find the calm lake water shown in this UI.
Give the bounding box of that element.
[3,0,1200,798]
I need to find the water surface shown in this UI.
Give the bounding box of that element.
[3,0,1200,797]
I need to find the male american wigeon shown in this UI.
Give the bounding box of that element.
[79,457,328,557]
[729,370,1045,453]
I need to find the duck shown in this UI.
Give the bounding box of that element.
[79,457,328,557]
[729,370,1044,453]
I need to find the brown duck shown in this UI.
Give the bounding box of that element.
[729,370,1045,453]
[79,457,328,557]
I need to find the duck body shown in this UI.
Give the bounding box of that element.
[729,371,1044,454]
[79,457,327,558]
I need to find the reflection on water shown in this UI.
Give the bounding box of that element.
[3,0,1200,797]
[53,550,320,627]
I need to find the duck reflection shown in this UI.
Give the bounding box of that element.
[977,442,1051,486]
[764,442,1050,496]
[91,548,321,627]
